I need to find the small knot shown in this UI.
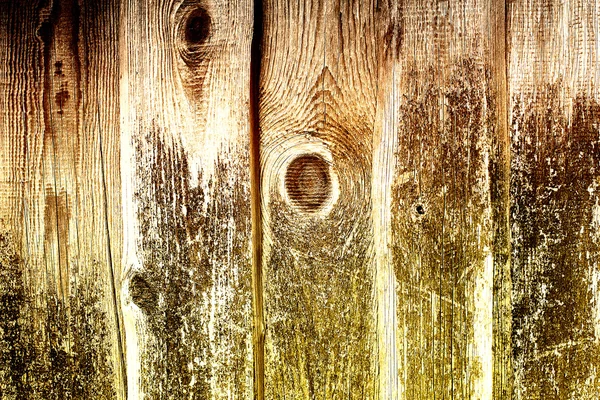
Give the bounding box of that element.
[184,7,211,48]
[129,273,157,313]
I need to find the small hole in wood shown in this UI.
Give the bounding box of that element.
[184,8,211,47]
[285,154,332,211]
[416,205,425,215]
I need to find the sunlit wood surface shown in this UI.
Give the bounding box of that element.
[0,0,599,399]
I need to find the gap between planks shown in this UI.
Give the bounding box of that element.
[250,0,265,398]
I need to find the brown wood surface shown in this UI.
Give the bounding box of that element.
[120,0,254,398]
[508,0,600,398]
[388,0,510,398]
[258,1,388,398]
[1,0,599,399]
[0,0,125,398]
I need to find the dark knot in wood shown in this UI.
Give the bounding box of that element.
[285,154,332,212]
[184,7,211,48]
[129,273,157,314]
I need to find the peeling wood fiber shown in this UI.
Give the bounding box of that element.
[509,1,600,397]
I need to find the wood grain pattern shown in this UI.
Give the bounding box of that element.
[258,0,392,397]
[2,0,600,398]
[120,0,254,398]
[0,0,125,398]
[508,0,600,398]
[388,0,509,398]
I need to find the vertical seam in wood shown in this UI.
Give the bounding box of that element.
[98,107,128,399]
[250,0,265,397]
[503,0,513,392]
[501,0,509,394]
[491,0,512,397]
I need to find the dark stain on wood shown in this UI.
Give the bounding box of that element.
[511,85,600,398]
[132,129,252,398]
[68,0,81,109]
[0,232,117,399]
[128,273,158,315]
[39,0,81,138]
[54,61,64,76]
[54,85,70,114]
[133,131,210,398]
[0,233,35,400]
[42,282,116,400]
[38,0,58,144]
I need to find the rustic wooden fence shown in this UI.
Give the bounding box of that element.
[0,0,599,399]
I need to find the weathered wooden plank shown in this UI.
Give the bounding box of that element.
[388,0,509,398]
[258,1,395,398]
[0,0,125,398]
[371,3,403,398]
[508,0,600,397]
[120,0,254,398]
[487,1,513,398]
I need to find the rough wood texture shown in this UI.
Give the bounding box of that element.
[389,0,509,398]
[508,0,600,398]
[0,0,125,398]
[120,0,254,398]
[258,0,391,398]
[3,0,600,398]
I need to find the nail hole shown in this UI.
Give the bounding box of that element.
[416,205,425,215]
[184,8,211,48]
[285,154,332,212]
[129,274,157,313]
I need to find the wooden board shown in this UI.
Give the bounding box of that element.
[0,0,126,398]
[119,0,255,398]
[508,0,600,397]
[258,0,393,397]
[388,0,510,398]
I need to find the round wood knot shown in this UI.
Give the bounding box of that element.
[285,154,332,211]
[184,7,211,48]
